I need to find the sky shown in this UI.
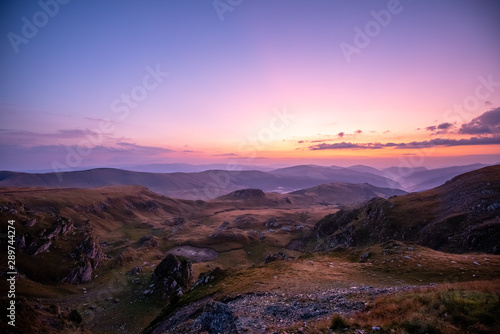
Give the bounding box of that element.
[1,0,500,172]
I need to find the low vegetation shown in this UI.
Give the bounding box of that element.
[323,280,500,334]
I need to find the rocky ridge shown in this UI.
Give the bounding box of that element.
[144,285,419,334]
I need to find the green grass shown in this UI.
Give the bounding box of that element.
[327,281,500,334]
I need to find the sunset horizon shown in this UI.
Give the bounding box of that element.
[1,1,499,172]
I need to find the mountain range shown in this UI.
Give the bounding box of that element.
[0,163,493,199]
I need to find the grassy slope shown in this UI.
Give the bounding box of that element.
[0,185,335,333]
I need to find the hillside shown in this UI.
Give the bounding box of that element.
[289,182,407,205]
[315,165,500,254]
[0,167,403,200]
[381,163,490,191]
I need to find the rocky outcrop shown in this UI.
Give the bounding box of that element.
[138,234,159,248]
[151,254,193,299]
[164,217,186,226]
[26,217,74,255]
[144,286,418,334]
[33,240,52,256]
[232,215,259,229]
[193,267,225,288]
[61,234,104,284]
[62,259,93,284]
[265,252,289,264]
[264,217,280,228]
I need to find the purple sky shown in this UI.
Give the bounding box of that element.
[1,0,500,172]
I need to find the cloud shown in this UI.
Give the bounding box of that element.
[438,122,453,130]
[355,129,362,134]
[297,140,304,144]
[308,136,500,150]
[425,125,437,132]
[115,142,174,153]
[310,142,380,150]
[212,153,239,157]
[0,143,175,171]
[0,128,114,146]
[426,122,455,135]
[459,107,500,135]
[337,132,345,138]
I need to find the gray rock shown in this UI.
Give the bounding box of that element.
[152,254,193,299]
[195,302,237,334]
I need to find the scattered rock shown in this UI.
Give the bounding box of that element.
[217,221,229,230]
[359,252,373,262]
[264,217,280,228]
[265,252,288,264]
[24,218,37,227]
[195,302,238,334]
[127,266,142,275]
[165,217,186,226]
[33,240,52,255]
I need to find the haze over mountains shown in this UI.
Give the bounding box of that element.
[0,163,493,200]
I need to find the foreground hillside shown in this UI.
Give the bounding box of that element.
[144,243,500,333]
[0,166,499,333]
[0,184,342,333]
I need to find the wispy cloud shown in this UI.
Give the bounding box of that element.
[115,142,174,153]
[212,153,239,157]
[0,128,113,146]
[0,143,175,171]
[309,136,500,150]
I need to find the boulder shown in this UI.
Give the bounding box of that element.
[151,254,193,299]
